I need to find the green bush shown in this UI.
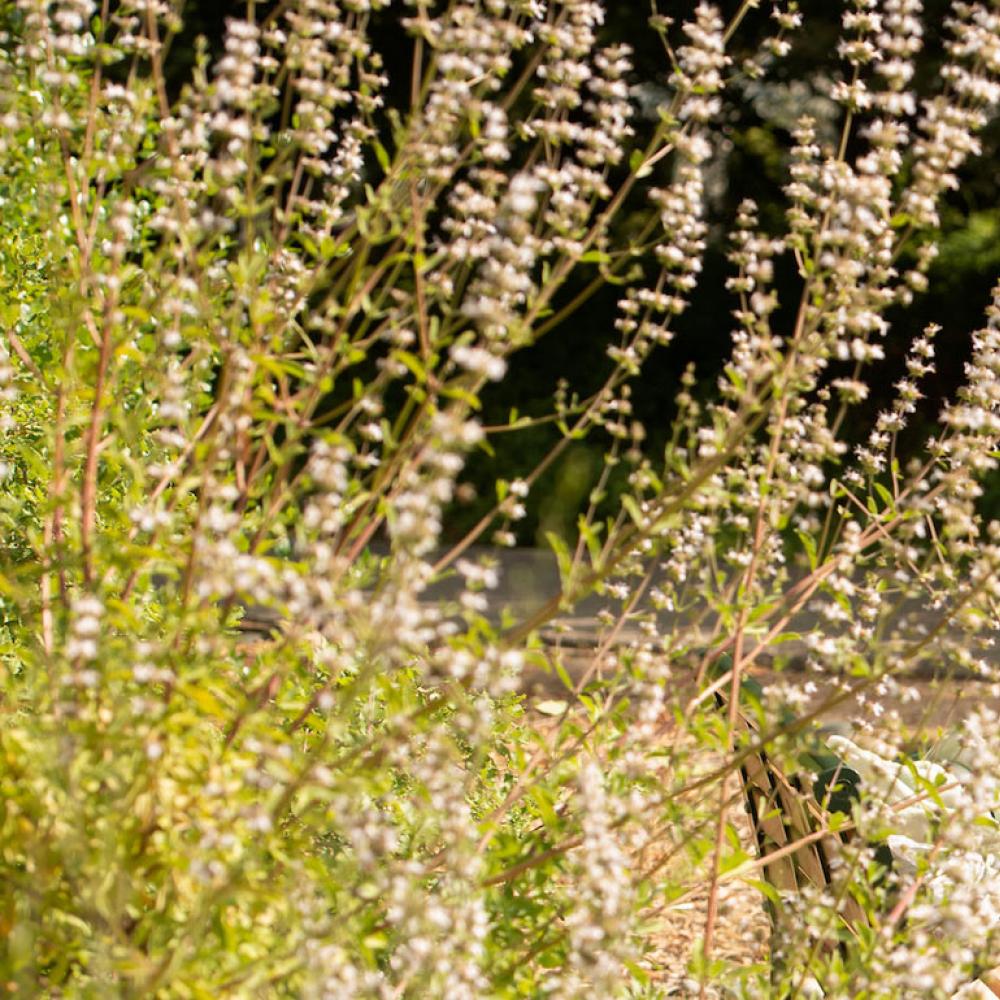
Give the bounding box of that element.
[2,1,1000,997]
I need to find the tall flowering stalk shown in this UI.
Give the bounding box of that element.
[0,1,999,997]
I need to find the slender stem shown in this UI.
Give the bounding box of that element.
[80,317,115,586]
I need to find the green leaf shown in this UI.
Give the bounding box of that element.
[745,878,782,906]
[393,350,427,383]
[874,481,894,509]
[553,657,574,692]
[620,494,645,528]
[577,517,604,570]
[534,699,567,716]
[442,385,481,409]
[629,149,650,177]
[545,531,573,592]
[796,530,818,571]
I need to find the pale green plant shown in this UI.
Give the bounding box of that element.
[1,1,1000,998]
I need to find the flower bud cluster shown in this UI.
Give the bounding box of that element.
[66,593,103,664]
[549,760,636,999]
[0,344,17,406]
[676,4,729,123]
[850,324,938,478]
[459,171,544,350]
[900,3,1000,232]
[931,287,1000,554]
[407,4,532,184]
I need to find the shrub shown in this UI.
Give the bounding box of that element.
[1,1,1000,997]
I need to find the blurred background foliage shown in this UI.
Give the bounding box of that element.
[154,0,1000,546]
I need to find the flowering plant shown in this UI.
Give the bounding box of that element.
[1,0,1000,997]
